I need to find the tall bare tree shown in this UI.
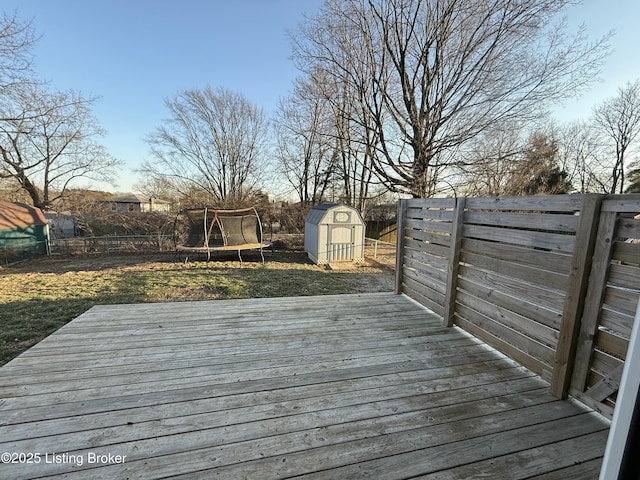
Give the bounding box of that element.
[458,125,524,197]
[274,76,335,206]
[0,11,38,100]
[328,67,380,212]
[276,70,381,213]
[0,86,120,211]
[592,79,640,194]
[293,0,610,197]
[556,121,604,193]
[143,86,269,207]
[0,13,119,210]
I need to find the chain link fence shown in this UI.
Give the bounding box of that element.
[49,235,175,255]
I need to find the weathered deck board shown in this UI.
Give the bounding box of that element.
[0,292,609,479]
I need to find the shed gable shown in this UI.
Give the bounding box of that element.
[0,201,47,230]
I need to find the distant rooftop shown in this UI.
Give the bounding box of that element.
[105,194,170,204]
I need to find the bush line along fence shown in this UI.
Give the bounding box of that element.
[50,235,175,255]
[394,193,640,419]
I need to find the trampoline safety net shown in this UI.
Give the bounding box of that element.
[174,207,271,263]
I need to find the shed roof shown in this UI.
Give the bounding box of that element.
[0,201,47,230]
[311,202,342,211]
[305,202,364,226]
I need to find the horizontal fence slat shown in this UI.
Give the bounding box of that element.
[464,224,576,252]
[570,390,615,418]
[608,263,640,291]
[601,195,640,212]
[465,195,583,212]
[404,229,451,248]
[584,363,624,402]
[462,238,572,273]
[405,207,454,222]
[404,238,450,258]
[453,312,552,381]
[456,289,559,350]
[604,285,640,317]
[404,218,453,234]
[616,217,640,239]
[612,241,640,265]
[591,350,624,378]
[406,198,456,209]
[460,250,569,292]
[457,267,563,329]
[402,278,445,317]
[464,211,580,233]
[594,329,629,360]
[403,248,448,271]
[403,260,447,295]
[600,308,635,339]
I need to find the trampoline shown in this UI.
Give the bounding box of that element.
[174,207,272,264]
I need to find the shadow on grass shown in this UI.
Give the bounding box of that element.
[0,297,96,366]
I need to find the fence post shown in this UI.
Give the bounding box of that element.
[551,193,603,398]
[570,206,619,395]
[394,199,408,294]
[444,197,466,327]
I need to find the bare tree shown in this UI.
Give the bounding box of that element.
[293,0,610,197]
[592,79,640,194]
[0,86,120,210]
[275,69,382,213]
[458,124,525,196]
[328,67,381,213]
[0,13,119,210]
[0,11,38,99]
[274,77,335,206]
[556,121,605,193]
[143,86,269,207]
[133,175,180,205]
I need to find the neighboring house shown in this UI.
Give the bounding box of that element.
[0,201,49,258]
[43,212,76,239]
[100,194,171,214]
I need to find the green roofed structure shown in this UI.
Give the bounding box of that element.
[0,201,49,262]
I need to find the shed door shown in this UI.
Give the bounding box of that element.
[328,225,354,262]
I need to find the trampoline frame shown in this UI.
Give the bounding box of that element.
[174,207,272,265]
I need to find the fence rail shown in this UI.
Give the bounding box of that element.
[0,240,50,266]
[50,235,174,254]
[395,193,640,419]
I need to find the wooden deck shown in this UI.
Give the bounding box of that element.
[0,292,609,479]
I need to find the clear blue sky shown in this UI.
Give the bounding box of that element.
[3,0,640,194]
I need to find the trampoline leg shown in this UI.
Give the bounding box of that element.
[259,248,265,265]
[237,250,243,266]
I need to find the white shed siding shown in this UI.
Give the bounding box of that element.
[304,203,365,264]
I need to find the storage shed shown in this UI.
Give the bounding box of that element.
[0,201,49,260]
[304,202,365,264]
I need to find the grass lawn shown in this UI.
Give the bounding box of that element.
[0,249,395,366]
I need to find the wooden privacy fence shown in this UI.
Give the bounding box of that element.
[395,194,640,419]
